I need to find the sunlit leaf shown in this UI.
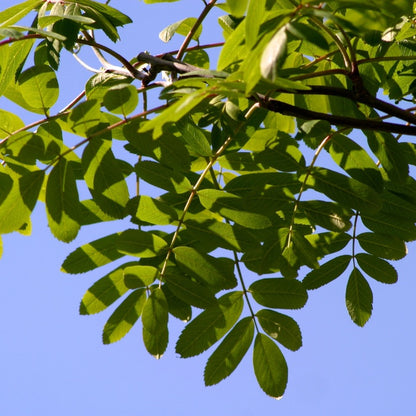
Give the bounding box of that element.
[17,65,59,112]
[45,159,82,242]
[142,287,169,358]
[173,246,237,290]
[62,233,124,274]
[82,138,130,219]
[117,229,168,258]
[103,289,146,344]
[79,263,137,315]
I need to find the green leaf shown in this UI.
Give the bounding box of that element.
[19,170,44,212]
[82,138,130,219]
[103,84,138,116]
[175,291,244,358]
[303,255,352,290]
[204,317,254,386]
[45,159,82,242]
[173,246,237,290]
[164,269,217,309]
[162,285,192,322]
[103,289,146,344]
[74,0,132,27]
[62,233,124,274]
[17,65,59,112]
[355,253,398,284]
[253,333,288,399]
[0,167,31,233]
[123,265,159,289]
[256,309,302,351]
[182,217,259,252]
[301,167,382,214]
[345,268,373,327]
[365,130,408,184]
[299,200,353,232]
[125,122,191,171]
[117,229,168,258]
[261,25,288,82]
[326,133,383,192]
[142,287,169,358]
[140,91,209,138]
[249,278,308,309]
[357,232,407,260]
[198,189,272,229]
[79,263,135,315]
[286,21,329,50]
[136,161,192,194]
[0,39,35,97]
[0,0,42,27]
[135,195,178,225]
[176,118,212,157]
[0,110,24,138]
[159,17,202,42]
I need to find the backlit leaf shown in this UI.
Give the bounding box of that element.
[45,158,82,242]
[79,263,135,315]
[17,65,59,112]
[102,289,146,344]
[198,189,272,229]
[173,246,237,290]
[117,229,168,258]
[164,268,217,309]
[82,138,130,219]
[62,233,124,274]
[142,287,169,358]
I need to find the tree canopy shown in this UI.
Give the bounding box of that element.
[1,0,416,399]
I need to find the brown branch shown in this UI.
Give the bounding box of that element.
[258,95,416,135]
[176,0,218,60]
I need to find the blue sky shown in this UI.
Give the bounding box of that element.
[1,1,416,415]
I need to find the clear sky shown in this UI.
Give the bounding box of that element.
[1,1,416,415]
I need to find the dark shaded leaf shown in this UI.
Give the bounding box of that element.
[253,333,288,399]
[249,278,308,309]
[256,309,302,351]
[303,255,351,290]
[204,317,254,386]
[357,232,407,260]
[176,291,244,358]
[355,253,398,284]
[346,268,373,327]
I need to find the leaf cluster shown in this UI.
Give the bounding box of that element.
[0,0,415,399]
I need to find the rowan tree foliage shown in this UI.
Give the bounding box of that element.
[1,0,416,398]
